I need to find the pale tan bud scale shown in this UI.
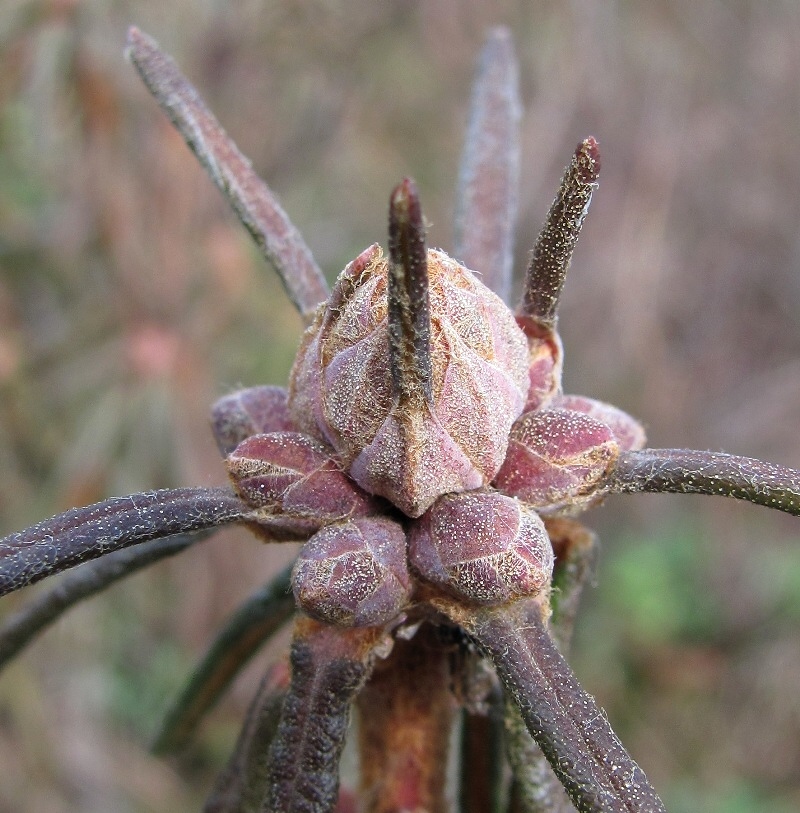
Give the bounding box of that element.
[289,245,530,517]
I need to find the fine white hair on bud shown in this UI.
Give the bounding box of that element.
[408,490,554,605]
[288,246,530,517]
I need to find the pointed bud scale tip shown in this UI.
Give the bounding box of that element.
[408,490,554,606]
[575,137,600,185]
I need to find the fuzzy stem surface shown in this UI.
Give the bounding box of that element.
[0,487,249,596]
[435,597,665,813]
[605,448,800,516]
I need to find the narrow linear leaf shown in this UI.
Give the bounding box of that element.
[435,597,665,813]
[153,563,295,754]
[203,659,291,813]
[604,448,800,516]
[504,519,598,813]
[0,487,249,597]
[0,529,216,670]
[126,27,330,322]
[388,177,432,405]
[520,138,600,327]
[454,26,521,304]
[266,617,387,813]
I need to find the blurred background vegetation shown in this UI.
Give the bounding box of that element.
[1,1,800,810]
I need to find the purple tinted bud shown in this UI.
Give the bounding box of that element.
[408,491,553,606]
[288,246,530,517]
[211,385,295,455]
[555,394,646,451]
[226,432,379,540]
[292,517,411,627]
[515,316,564,412]
[494,408,619,513]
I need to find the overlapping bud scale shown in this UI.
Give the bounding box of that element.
[289,245,530,517]
[409,490,554,605]
[494,399,645,514]
[292,516,411,627]
[226,432,380,540]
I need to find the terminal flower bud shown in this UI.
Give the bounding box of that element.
[408,490,553,605]
[211,385,295,455]
[494,407,619,513]
[288,245,530,517]
[227,432,379,540]
[292,516,411,627]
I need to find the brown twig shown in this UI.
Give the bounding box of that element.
[358,624,456,813]
[460,681,506,813]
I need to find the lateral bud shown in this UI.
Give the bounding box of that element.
[211,385,295,455]
[226,432,380,540]
[494,407,623,513]
[293,517,412,627]
[408,490,553,606]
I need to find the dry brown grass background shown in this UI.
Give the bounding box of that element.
[2,1,800,810]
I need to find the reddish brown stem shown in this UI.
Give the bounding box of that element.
[0,487,249,597]
[520,138,600,328]
[459,683,506,813]
[604,448,800,516]
[357,623,456,813]
[454,26,521,304]
[265,617,385,813]
[435,597,665,813]
[127,27,329,322]
[387,178,432,405]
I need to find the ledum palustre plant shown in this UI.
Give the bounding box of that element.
[1,25,799,813]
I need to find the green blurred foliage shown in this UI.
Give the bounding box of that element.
[1,1,800,810]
